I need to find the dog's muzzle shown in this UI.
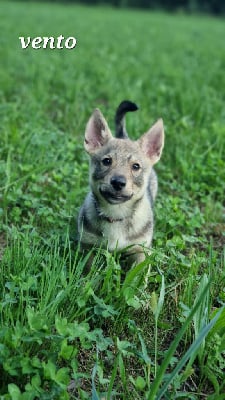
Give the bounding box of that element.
[110,175,126,191]
[99,175,132,204]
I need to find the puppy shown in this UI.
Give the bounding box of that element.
[78,101,164,267]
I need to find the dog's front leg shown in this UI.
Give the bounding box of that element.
[121,245,150,268]
[120,245,151,287]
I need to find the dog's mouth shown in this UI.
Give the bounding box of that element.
[100,188,133,204]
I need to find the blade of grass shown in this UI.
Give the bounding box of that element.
[107,354,119,400]
[157,305,224,399]
[91,355,101,400]
[147,281,211,400]
[151,274,165,377]
[122,258,149,291]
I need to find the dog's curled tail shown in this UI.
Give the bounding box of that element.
[115,100,138,139]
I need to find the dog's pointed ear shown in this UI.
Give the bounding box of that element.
[138,118,164,165]
[84,109,113,154]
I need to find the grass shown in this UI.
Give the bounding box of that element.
[0,1,225,399]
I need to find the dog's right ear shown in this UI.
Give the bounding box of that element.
[84,109,113,154]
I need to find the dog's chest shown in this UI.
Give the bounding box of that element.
[99,199,152,251]
[101,221,128,250]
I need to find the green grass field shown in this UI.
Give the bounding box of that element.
[0,1,225,399]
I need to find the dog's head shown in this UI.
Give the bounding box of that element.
[84,108,164,207]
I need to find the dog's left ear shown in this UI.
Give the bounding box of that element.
[84,109,113,154]
[138,118,164,165]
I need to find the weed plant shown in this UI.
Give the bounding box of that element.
[0,1,225,399]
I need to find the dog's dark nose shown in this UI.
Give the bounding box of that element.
[110,175,126,191]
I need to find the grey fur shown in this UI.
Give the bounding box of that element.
[78,103,164,267]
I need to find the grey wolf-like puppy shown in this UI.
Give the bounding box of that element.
[78,101,164,267]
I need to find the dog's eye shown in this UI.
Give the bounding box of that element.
[132,163,141,171]
[102,157,112,166]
